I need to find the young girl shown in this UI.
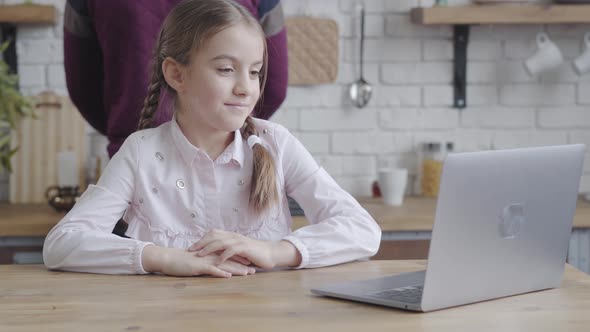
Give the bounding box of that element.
[43,0,381,278]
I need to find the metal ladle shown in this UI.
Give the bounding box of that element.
[349,4,372,108]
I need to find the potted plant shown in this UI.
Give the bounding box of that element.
[0,40,35,173]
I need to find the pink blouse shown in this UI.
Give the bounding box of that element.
[43,118,381,274]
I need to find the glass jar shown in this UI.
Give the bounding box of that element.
[421,143,443,197]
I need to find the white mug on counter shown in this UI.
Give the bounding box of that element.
[378,168,408,206]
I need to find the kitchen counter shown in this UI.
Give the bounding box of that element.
[1,196,590,268]
[0,204,65,237]
[3,196,589,236]
[292,196,590,231]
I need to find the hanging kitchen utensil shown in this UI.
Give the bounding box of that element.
[349,4,372,108]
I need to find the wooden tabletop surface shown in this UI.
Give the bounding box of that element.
[1,196,590,236]
[1,260,589,331]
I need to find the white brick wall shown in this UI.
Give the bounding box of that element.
[493,131,568,149]
[579,84,590,104]
[468,41,502,60]
[538,107,590,128]
[300,108,378,131]
[3,0,590,199]
[374,86,421,106]
[332,131,414,154]
[295,132,331,154]
[18,65,45,88]
[462,107,535,129]
[382,62,453,84]
[500,84,576,106]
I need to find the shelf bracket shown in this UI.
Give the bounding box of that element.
[453,25,469,109]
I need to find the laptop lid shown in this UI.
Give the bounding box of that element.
[420,144,586,312]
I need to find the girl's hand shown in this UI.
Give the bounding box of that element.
[142,245,256,277]
[188,229,275,269]
[187,229,301,269]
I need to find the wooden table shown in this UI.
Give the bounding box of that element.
[1,260,590,331]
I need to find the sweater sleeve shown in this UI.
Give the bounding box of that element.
[43,133,153,274]
[63,0,107,135]
[255,0,288,120]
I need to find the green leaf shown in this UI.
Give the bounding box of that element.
[0,156,13,173]
[0,134,9,148]
[0,39,35,173]
[0,41,9,54]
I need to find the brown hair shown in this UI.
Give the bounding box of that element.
[138,0,277,212]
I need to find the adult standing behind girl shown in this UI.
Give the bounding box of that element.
[64,0,288,158]
[44,0,381,278]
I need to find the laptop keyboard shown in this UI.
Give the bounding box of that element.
[368,285,424,303]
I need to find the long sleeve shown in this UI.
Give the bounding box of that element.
[63,0,107,135]
[254,0,288,120]
[277,130,382,268]
[43,134,153,274]
[89,0,177,157]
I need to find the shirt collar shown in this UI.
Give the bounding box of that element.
[169,114,198,166]
[169,114,245,167]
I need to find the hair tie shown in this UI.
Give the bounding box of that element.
[247,135,262,150]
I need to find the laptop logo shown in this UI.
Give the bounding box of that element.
[499,203,525,239]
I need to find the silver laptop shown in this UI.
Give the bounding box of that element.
[311,144,586,312]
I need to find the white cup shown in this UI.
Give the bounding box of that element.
[573,33,590,75]
[524,32,563,77]
[378,168,408,206]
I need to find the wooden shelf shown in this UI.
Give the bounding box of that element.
[0,5,56,24]
[411,4,590,25]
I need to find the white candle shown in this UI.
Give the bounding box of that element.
[56,151,78,187]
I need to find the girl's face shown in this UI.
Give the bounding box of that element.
[177,23,264,133]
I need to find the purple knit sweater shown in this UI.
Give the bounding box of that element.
[64,0,288,157]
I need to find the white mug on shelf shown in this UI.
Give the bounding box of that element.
[573,32,590,76]
[378,168,408,206]
[524,32,563,77]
